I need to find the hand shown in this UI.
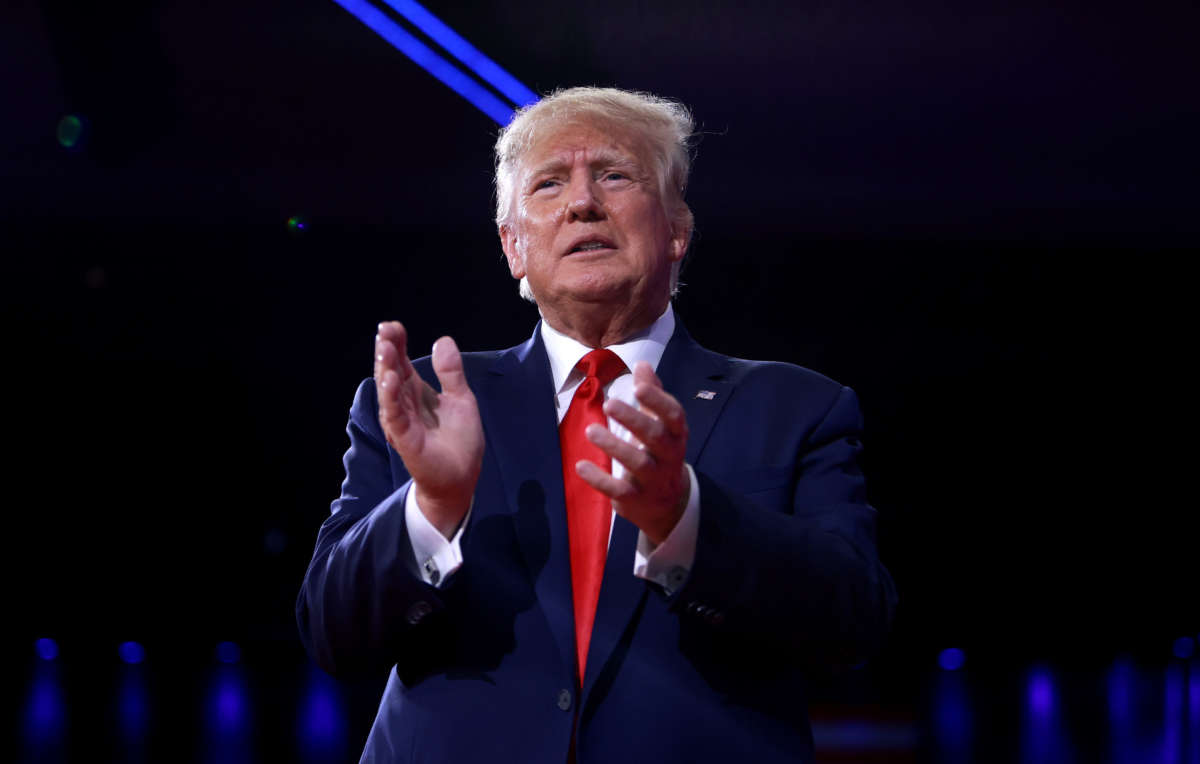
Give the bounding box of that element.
[375,322,483,538]
[576,361,690,546]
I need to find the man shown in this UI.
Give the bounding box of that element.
[297,87,896,763]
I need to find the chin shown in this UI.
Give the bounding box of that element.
[562,277,637,304]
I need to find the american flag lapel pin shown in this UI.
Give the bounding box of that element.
[695,390,717,400]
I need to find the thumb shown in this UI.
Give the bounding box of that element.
[431,336,470,395]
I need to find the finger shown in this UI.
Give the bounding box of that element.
[603,398,667,448]
[376,321,416,381]
[375,336,399,380]
[575,459,637,500]
[633,383,687,437]
[633,361,661,389]
[377,368,412,432]
[585,423,654,475]
[431,336,470,395]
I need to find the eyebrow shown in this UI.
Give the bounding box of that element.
[524,149,640,180]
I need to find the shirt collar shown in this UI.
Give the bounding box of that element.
[540,304,676,394]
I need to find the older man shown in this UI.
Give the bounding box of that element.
[298,87,896,763]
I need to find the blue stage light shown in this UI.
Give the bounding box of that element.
[1106,656,1136,763]
[938,647,966,671]
[26,666,67,749]
[1173,636,1195,659]
[379,0,538,108]
[209,669,249,736]
[332,0,517,125]
[117,670,150,743]
[931,669,972,759]
[1166,662,1184,761]
[216,641,241,664]
[35,638,59,661]
[1027,666,1054,719]
[118,641,146,665]
[298,664,348,761]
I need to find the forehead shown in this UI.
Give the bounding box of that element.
[519,119,653,174]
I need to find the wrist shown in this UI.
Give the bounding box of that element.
[414,484,471,540]
[646,468,690,546]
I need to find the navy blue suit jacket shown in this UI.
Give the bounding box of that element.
[297,320,896,763]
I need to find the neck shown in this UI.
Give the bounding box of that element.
[541,297,668,348]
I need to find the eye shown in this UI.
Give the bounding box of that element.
[534,179,558,190]
[603,172,627,181]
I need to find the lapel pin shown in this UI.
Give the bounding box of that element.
[695,390,717,400]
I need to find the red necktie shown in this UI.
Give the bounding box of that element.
[560,348,627,682]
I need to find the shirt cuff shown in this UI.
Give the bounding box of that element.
[633,463,700,596]
[405,483,470,587]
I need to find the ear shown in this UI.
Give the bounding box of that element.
[667,216,691,264]
[499,224,525,279]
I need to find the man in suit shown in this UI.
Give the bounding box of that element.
[297,87,897,763]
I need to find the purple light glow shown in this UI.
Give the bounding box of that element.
[1173,636,1194,659]
[207,666,251,741]
[1028,668,1054,719]
[118,641,145,664]
[1107,656,1134,724]
[118,672,150,741]
[217,684,243,727]
[216,641,241,664]
[938,647,966,671]
[26,668,66,746]
[1165,663,1183,763]
[298,665,348,759]
[35,638,58,661]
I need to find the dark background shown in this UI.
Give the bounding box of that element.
[4,0,1197,761]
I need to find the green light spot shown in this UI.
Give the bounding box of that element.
[287,216,308,233]
[57,115,83,148]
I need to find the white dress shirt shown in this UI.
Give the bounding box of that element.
[405,304,701,593]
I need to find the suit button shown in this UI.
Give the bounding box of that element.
[406,600,432,625]
[687,601,705,617]
[556,688,572,711]
[707,610,726,627]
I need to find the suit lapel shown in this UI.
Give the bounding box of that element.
[655,321,734,465]
[581,318,735,701]
[476,327,577,681]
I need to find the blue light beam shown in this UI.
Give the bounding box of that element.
[332,0,518,125]
[381,0,538,108]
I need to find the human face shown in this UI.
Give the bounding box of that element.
[500,121,688,315]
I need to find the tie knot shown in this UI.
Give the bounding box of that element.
[577,348,627,386]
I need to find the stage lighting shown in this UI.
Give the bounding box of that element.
[35,638,59,661]
[377,0,536,108]
[118,641,146,664]
[216,641,242,664]
[1173,636,1195,660]
[330,0,535,125]
[938,647,966,671]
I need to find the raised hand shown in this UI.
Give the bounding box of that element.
[576,361,690,545]
[374,321,483,538]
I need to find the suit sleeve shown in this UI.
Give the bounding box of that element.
[677,384,898,668]
[296,378,451,678]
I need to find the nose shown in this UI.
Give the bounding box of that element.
[564,177,605,222]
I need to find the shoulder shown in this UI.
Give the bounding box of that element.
[699,343,849,401]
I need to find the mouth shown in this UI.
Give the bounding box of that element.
[565,236,617,256]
